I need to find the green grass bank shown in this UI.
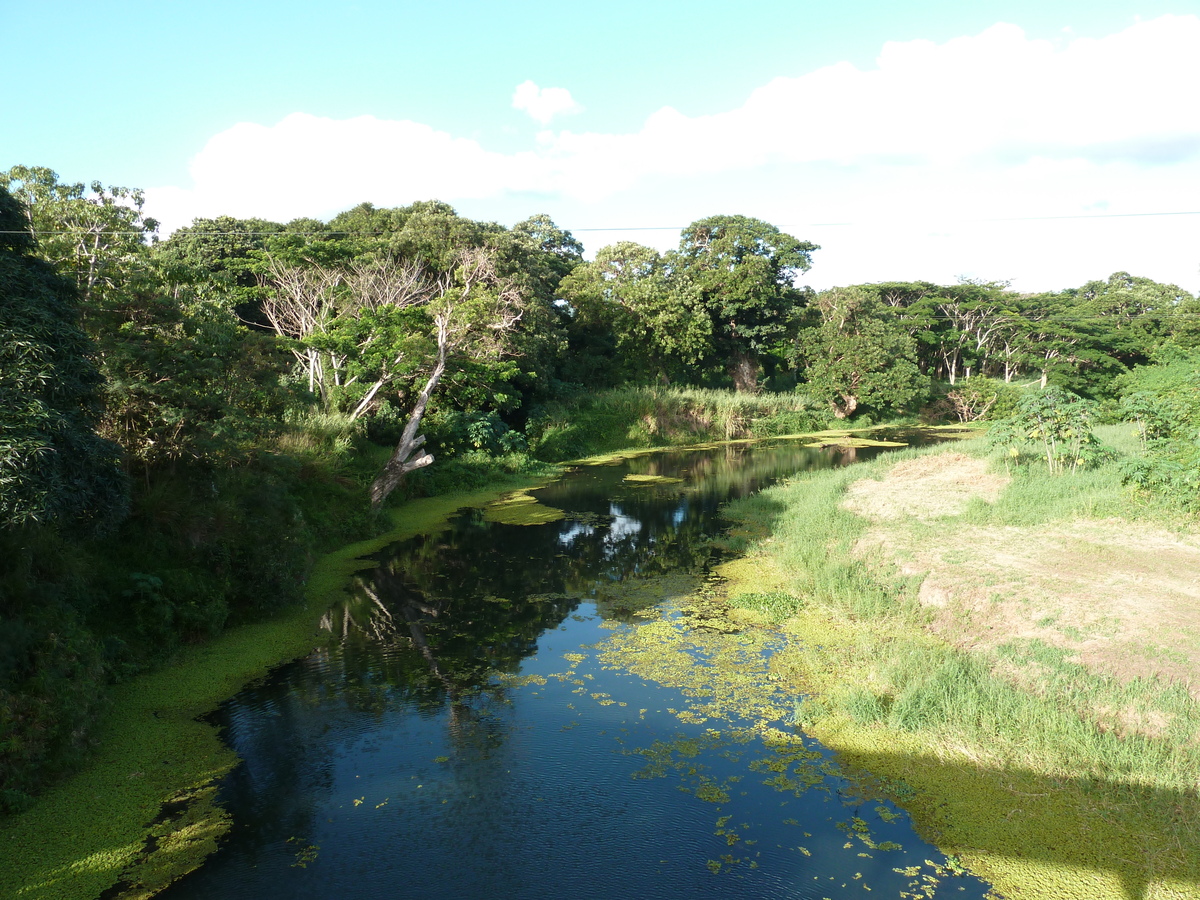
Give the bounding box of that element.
[0,474,556,900]
[716,429,1200,900]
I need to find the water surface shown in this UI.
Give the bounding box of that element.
[161,434,992,899]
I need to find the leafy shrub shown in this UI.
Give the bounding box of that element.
[989,387,1107,474]
[1111,353,1200,508]
[0,603,107,813]
[923,378,1023,424]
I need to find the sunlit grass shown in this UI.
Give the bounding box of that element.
[527,386,829,460]
[720,431,1200,898]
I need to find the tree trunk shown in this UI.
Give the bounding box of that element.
[728,351,760,393]
[349,377,387,422]
[831,394,858,419]
[368,348,446,508]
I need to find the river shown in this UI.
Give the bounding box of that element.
[158,433,993,900]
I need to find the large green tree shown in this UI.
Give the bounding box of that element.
[325,202,570,416]
[0,165,158,307]
[669,215,817,391]
[798,287,927,419]
[557,241,711,385]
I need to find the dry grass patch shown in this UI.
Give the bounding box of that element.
[842,451,1009,521]
[846,453,1200,695]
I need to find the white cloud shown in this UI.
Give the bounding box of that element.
[144,16,1200,292]
[536,15,1200,186]
[146,112,549,229]
[511,80,583,125]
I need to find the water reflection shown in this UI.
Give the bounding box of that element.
[159,433,991,900]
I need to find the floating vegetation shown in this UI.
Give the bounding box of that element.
[286,837,319,869]
[493,673,549,688]
[481,489,566,525]
[591,601,792,728]
[592,571,701,619]
[800,438,908,449]
[622,473,684,485]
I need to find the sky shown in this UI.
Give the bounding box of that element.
[4,0,1199,295]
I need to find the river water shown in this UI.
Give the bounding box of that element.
[160,434,992,900]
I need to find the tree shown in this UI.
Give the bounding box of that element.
[369,248,525,506]
[1006,292,1090,389]
[150,215,285,316]
[918,280,1016,384]
[669,215,817,391]
[510,213,584,282]
[93,281,291,473]
[0,186,127,532]
[260,241,526,504]
[557,241,711,384]
[326,202,568,416]
[0,165,158,307]
[798,287,927,419]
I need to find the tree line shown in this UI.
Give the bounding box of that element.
[1,162,1197,811]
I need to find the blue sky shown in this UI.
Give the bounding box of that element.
[5,0,1199,293]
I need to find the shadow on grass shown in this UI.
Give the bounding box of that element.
[839,747,1200,900]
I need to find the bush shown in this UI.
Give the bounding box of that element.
[425,409,527,457]
[0,601,107,812]
[923,377,1024,424]
[526,387,832,461]
[989,387,1107,475]
[1111,353,1200,509]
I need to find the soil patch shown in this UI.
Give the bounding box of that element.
[842,452,1009,520]
[845,452,1200,695]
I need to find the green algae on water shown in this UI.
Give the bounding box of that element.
[800,438,908,449]
[481,489,566,525]
[623,473,684,485]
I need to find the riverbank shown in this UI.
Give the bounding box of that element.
[0,475,558,900]
[0,400,839,900]
[718,429,1200,899]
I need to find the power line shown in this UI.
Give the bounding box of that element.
[5,208,1200,237]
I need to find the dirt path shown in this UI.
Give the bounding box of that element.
[845,452,1200,700]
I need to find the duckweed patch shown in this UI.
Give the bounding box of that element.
[0,480,561,900]
[592,571,701,619]
[622,474,684,485]
[801,438,908,449]
[481,489,566,525]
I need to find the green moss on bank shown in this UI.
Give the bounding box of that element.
[0,477,554,900]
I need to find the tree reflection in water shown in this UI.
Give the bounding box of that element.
[160,433,993,900]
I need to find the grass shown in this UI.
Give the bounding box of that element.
[527,386,830,460]
[719,433,1200,899]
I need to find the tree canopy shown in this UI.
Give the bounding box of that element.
[670,215,817,391]
[0,186,127,533]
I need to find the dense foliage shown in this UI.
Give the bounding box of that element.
[1113,350,1200,505]
[1,162,1197,812]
